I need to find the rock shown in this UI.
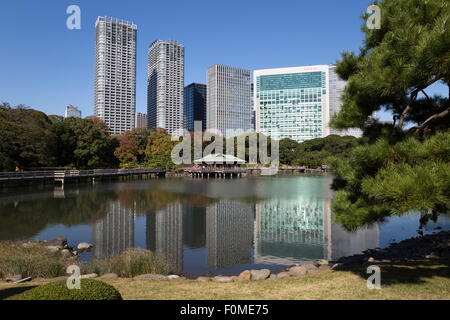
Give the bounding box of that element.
[47,236,67,248]
[317,259,329,266]
[425,252,440,259]
[250,269,270,281]
[46,245,61,252]
[213,276,234,283]
[5,275,22,282]
[167,275,180,280]
[99,273,118,279]
[77,242,93,252]
[269,274,277,280]
[368,257,375,263]
[307,268,319,275]
[196,276,211,282]
[237,270,251,282]
[330,263,342,270]
[288,266,307,277]
[72,250,78,256]
[318,265,331,271]
[133,274,167,280]
[80,273,98,279]
[232,276,238,282]
[276,272,290,279]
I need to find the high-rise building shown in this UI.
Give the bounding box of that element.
[94,17,137,135]
[206,65,252,137]
[147,40,184,134]
[184,83,207,132]
[135,112,147,129]
[254,65,362,142]
[65,105,81,118]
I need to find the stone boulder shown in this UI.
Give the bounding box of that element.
[237,270,251,282]
[80,273,98,279]
[275,272,290,279]
[196,276,211,282]
[47,236,67,249]
[77,242,93,252]
[250,269,270,281]
[133,274,167,280]
[213,276,233,283]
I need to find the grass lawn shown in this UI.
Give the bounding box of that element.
[1,259,449,300]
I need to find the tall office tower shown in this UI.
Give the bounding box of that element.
[206,200,254,269]
[328,65,363,137]
[206,65,252,137]
[65,105,81,118]
[184,83,207,132]
[94,17,137,135]
[251,83,256,132]
[146,203,184,274]
[147,40,184,134]
[92,201,135,259]
[254,65,362,143]
[135,112,147,129]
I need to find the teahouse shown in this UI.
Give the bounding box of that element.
[186,153,246,178]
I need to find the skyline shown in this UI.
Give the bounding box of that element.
[0,0,446,124]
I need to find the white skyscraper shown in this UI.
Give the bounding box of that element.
[94,17,137,135]
[206,65,252,137]
[147,40,184,134]
[65,105,81,118]
[254,65,362,142]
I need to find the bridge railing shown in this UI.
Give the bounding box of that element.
[0,168,165,180]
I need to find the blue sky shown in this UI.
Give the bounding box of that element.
[0,0,446,121]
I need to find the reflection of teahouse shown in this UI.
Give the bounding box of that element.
[186,153,246,178]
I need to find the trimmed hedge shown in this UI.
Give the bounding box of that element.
[6,279,122,300]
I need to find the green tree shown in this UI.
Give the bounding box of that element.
[144,128,177,170]
[332,0,449,133]
[328,0,450,230]
[0,103,57,171]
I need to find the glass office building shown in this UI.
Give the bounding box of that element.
[207,65,252,137]
[184,83,207,132]
[254,65,362,142]
[147,40,184,134]
[94,17,137,135]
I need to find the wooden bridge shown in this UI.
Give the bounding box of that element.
[0,168,166,186]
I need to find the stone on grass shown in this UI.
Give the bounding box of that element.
[318,265,331,271]
[196,276,211,282]
[237,270,251,282]
[80,273,98,279]
[317,259,329,266]
[133,274,167,280]
[250,269,270,281]
[276,272,290,279]
[47,236,67,248]
[46,245,61,252]
[213,276,233,283]
[61,249,72,258]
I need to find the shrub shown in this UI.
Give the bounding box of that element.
[0,241,76,279]
[6,279,122,300]
[84,248,168,278]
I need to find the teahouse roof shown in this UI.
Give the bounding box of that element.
[194,153,245,164]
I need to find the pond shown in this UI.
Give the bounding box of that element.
[0,175,448,276]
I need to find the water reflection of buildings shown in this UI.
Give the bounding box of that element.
[146,203,184,274]
[206,200,254,269]
[254,176,380,264]
[92,201,135,259]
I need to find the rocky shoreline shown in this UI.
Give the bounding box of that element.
[3,231,449,284]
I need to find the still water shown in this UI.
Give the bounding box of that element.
[0,175,449,276]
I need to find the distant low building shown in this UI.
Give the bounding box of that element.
[65,105,82,118]
[135,112,147,129]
